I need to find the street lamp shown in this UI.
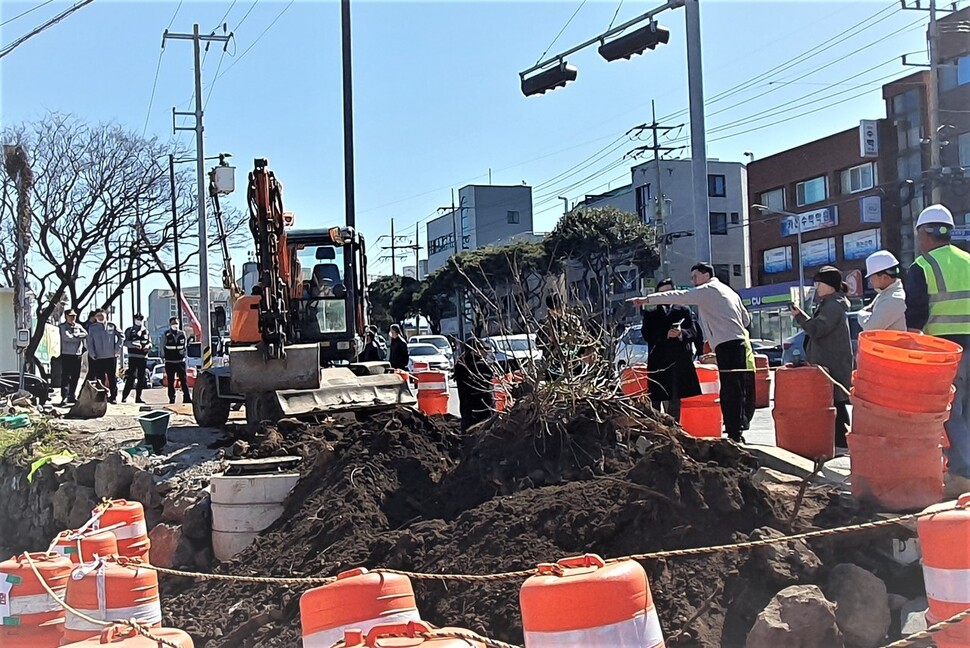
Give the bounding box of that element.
[752,203,807,309]
[557,196,569,213]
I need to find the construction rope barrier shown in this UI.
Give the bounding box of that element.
[327,628,520,648]
[22,552,183,648]
[881,607,970,648]
[115,505,957,585]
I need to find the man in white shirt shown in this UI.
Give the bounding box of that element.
[858,250,907,332]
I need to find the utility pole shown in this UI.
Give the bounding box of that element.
[168,154,184,327]
[164,24,230,368]
[414,222,420,280]
[629,105,685,280]
[928,0,942,203]
[341,0,357,229]
[390,218,396,275]
[685,0,711,263]
[3,144,33,390]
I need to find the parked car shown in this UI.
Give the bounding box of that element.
[161,366,197,389]
[410,334,454,368]
[150,364,166,388]
[614,325,649,371]
[482,334,542,372]
[782,311,863,366]
[407,343,451,373]
[749,338,783,367]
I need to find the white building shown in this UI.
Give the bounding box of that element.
[147,287,231,341]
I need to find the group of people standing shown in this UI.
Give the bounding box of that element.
[633,203,970,498]
[57,310,193,406]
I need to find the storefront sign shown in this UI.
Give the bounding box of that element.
[763,246,793,274]
[801,237,837,268]
[843,228,882,261]
[780,206,839,237]
[860,119,879,158]
[860,195,882,223]
[845,269,864,297]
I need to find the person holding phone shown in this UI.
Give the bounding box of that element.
[790,266,852,448]
[640,278,702,421]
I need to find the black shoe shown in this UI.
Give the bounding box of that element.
[169,399,175,404]
[136,398,146,404]
[107,399,117,405]
[184,397,192,405]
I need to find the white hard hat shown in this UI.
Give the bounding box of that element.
[916,204,955,228]
[865,250,900,277]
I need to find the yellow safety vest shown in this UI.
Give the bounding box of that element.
[914,245,970,336]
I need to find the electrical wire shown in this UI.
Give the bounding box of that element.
[0,0,95,60]
[0,0,55,28]
[535,0,587,65]
[607,0,624,31]
[209,0,293,84]
[215,0,238,29]
[142,0,186,137]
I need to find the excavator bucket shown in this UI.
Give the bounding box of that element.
[66,381,108,419]
[228,343,322,393]
[273,367,416,418]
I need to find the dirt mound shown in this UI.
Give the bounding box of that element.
[162,403,833,647]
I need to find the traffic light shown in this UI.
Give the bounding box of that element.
[598,23,670,62]
[521,61,578,97]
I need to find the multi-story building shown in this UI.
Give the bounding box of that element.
[426,184,534,274]
[146,287,231,341]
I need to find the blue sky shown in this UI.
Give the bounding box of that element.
[1,0,930,313]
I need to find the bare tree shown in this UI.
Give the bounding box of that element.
[0,113,248,369]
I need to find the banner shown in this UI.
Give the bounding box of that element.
[860,195,882,223]
[843,228,882,261]
[800,237,837,268]
[763,246,793,274]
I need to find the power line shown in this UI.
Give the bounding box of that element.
[142,0,186,137]
[0,0,55,28]
[232,0,259,33]
[0,0,95,60]
[215,0,238,29]
[535,0,587,65]
[166,0,183,30]
[607,0,625,31]
[209,0,293,85]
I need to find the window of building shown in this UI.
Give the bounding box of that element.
[507,210,520,225]
[796,176,827,206]
[635,184,651,221]
[840,162,876,194]
[760,187,785,211]
[732,264,742,277]
[708,174,726,198]
[730,212,740,225]
[710,212,728,235]
[714,264,731,285]
[960,132,970,169]
[947,55,970,90]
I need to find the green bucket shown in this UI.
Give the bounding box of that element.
[137,410,172,453]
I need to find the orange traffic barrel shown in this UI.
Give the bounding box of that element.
[773,366,833,409]
[492,377,509,412]
[693,363,720,403]
[340,620,484,647]
[91,501,150,562]
[415,371,449,416]
[61,558,161,644]
[0,552,72,648]
[856,331,961,397]
[852,369,956,414]
[299,567,420,648]
[850,395,951,440]
[678,398,722,438]
[619,365,650,397]
[520,554,664,648]
[60,624,193,647]
[773,407,836,461]
[918,494,970,647]
[52,530,119,564]
[848,433,944,511]
[753,355,771,409]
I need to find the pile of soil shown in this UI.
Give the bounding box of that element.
[163,402,849,647]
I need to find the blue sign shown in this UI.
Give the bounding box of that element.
[801,238,838,268]
[763,246,792,274]
[780,206,839,237]
[843,229,882,261]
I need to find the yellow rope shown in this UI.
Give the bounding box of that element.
[881,607,970,647]
[327,628,520,648]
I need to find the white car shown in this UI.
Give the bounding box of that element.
[150,364,166,388]
[482,334,542,371]
[407,343,451,373]
[614,325,649,371]
[410,335,454,368]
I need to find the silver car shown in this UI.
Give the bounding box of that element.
[614,325,649,370]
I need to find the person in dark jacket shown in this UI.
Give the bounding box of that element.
[641,278,703,421]
[121,314,151,403]
[86,309,124,404]
[388,323,409,370]
[359,331,383,362]
[454,338,494,431]
[163,317,192,404]
[790,266,853,447]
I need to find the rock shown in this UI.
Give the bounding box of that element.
[73,460,100,487]
[823,563,891,648]
[69,486,98,529]
[751,467,805,486]
[749,526,822,586]
[148,523,194,568]
[227,440,250,458]
[888,594,907,612]
[52,482,77,528]
[746,584,843,648]
[94,452,136,499]
[129,470,163,528]
[162,494,195,525]
[194,546,215,569]
[182,494,211,542]
[900,596,929,635]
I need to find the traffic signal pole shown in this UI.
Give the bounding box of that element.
[685,0,711,262]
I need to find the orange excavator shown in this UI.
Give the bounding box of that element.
[191,158,415,429]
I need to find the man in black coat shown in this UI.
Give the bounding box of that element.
[454,339,494,431]
[388,323,409,371]
[641,278,703,421]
